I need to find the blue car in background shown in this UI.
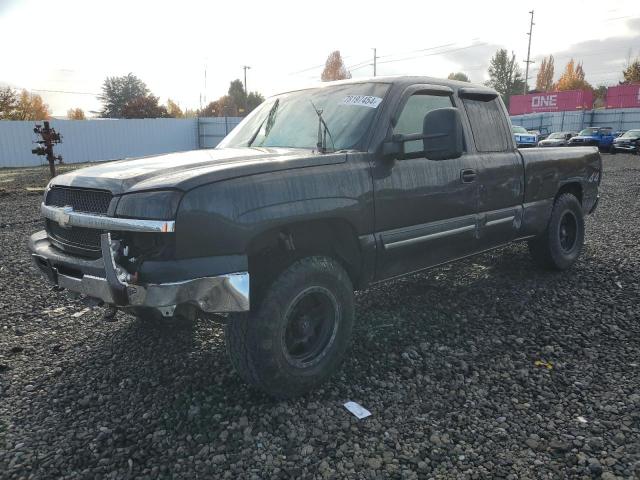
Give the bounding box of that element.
[512,125,538,148]
[567,127,615,152]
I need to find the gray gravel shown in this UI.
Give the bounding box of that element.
[1,155,639,479]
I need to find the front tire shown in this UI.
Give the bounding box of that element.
[528,193,585,271]
[225,256,354,398]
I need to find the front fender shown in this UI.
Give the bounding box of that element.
[174,157,374,259]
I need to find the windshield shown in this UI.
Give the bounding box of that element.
[579,128,599,136]
[548,132,565,139]
[218,83,390,151]
[622,130,640,138]
[512,126,528,134]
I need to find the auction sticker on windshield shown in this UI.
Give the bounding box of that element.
[340,95,383,108]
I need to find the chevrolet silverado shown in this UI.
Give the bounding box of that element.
[29,76,602,398]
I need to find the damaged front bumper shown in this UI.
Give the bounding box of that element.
[28,230,249,316]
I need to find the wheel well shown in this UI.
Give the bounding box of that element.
[556,182,582,205]
[247,219,362,292]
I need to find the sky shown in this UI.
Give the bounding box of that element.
[0,0,638,117]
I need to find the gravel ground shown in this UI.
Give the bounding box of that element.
[0,155,639,479]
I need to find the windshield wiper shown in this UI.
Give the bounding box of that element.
[247,99,279,147]
[310,101,336,154]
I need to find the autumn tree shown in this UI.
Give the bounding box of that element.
[621,58,640,84]
[0,86,19,119]
[14,90,50,120]
[99,73,150,118]
[321,51,351,82]
[447,72,469,82]
[555,59,592,91]
[535,55,555,92]
[485,49,525,107]
[166,99,183,118]
[121,95,168,118]
[67,108,86,120]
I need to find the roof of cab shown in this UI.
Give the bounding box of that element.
[275,75,498,97]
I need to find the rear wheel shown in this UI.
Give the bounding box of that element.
[528,193,584,271]
[225,256,354,398]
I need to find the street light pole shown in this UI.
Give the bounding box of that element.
[372,48,377,77]
[242,65,251,94]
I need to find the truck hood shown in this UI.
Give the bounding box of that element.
[48,147,347,194]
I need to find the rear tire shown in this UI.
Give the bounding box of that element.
[528,193,584,271]
[225,256,354,398]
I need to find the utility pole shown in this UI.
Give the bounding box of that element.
[32,121,63,178]
[372,48,378,77]
[242,65,251,94]
[524,9,535,94]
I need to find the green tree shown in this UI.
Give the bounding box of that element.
[621,58,640,84]
[99,73,150,118]
[447,72,469,82]
[593,85,608,109]
[228,79,246,114]
[535,55,555,92]
[321,50,351,82]
[121,95,168,118]
[485,49,525,107]
[247,91,265,113]
[0,86,19,119]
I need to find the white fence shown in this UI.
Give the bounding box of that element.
[510,108,640,133]
[0,117,242,168]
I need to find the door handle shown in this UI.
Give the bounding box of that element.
[460,169,477,183]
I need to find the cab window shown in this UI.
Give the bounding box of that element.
[394,93,454,153]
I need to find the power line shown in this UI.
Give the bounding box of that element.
[28,88,100,96]
[376,42,489,66]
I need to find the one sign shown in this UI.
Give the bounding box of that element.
[509,90,593,115]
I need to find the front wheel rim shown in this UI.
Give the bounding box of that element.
[559,211,578,253]
[282,286,340,368]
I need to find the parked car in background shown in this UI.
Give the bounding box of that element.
[529,127,550,141]
[512,125,538,148]
[611,129,640,154]
[568,127,615,152]
[538,131,578,147]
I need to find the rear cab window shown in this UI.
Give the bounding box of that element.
[462,97,513,152]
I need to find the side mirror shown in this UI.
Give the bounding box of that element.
[421,107,464,160]
[382,107,464,161]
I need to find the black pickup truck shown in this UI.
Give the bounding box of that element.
[29,76,601,398]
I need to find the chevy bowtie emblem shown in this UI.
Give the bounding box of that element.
[58,205,73,228]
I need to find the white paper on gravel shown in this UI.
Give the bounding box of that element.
[343,401,371,419]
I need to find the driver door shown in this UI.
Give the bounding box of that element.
[372,88,479,280]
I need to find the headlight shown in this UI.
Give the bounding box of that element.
[115,190,182,220]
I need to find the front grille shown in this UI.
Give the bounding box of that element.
[45,187,112,214]
[46,219,102,250]
[45,187,112,256]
